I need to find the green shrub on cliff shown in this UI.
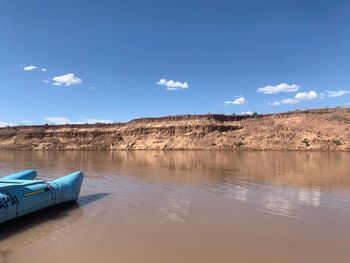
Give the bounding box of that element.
[332,139,342,146]
[302,139,310,147]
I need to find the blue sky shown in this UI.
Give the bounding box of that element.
[1,0,350,125]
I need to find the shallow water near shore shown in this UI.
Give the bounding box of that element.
[0,151,350,263]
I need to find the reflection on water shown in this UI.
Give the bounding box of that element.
[1,151,350,188]
[160,198,191,223]
[0,151,350,262]
[262,195,299,217]
[298,188,321,207]
[0,202,83,262]
[223,184,248,202]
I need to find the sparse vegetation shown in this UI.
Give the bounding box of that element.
[302,139,310,147]
[332,139,342,146]
[331,116,350,124]
[235,142,244,148]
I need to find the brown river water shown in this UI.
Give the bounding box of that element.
[0,151,350,263]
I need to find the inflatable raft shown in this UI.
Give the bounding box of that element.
[0,170,84,224]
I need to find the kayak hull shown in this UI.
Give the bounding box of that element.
[0,171,84,224]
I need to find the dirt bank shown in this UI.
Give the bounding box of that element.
[0,108,349,150]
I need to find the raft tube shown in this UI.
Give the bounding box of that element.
[0,171,84,224]
[1,170,37,180]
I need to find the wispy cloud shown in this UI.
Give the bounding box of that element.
[45,117,71,125]
[42,80,50,84]
[326,90,350,97]
[157,78,189,91]
[23,65,38,71]
[294,91,318,100]
[22,65,47,72]
[257,83,300,94]
[52,73,82,86]
[84,118,113,124]
[45,117,113,125]
[0,121,14,127]
[225,96,248,105]
[241,111,254,115]
[281,98,299,105]
[21,120,33,125]
[267,101,281,106]
[319,92,326,99]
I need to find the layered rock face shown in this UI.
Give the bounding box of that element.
[0,109,349,150]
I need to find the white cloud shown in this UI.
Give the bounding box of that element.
[294,91,318,100]
[42,80,50,84]
[45,117,113,125]
[0,121,14,127]
[241,111,254,115]
[45,117,71,125]
[267,102,281,106]
[281,98,299,105]
[257,83,300,94]
[225,96,248,105]
[326,90,350,97]
[270,91,317,106]
[22,65,47,72]
[83,119,113,124]
[21,120,33,125]
[157,78,189,91]
[23,65,38,71]
[52,73,82,86]
[90,86,96,90]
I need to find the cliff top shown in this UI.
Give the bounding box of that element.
[0,107,348,131]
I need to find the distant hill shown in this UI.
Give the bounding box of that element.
[0,108,349,150]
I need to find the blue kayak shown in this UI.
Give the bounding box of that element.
[0,171,84,224]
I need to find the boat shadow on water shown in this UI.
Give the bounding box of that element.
[0,193,110,260]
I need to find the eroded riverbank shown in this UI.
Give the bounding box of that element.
[0,108,350,151]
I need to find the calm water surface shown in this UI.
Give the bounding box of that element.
[0,151,350,263]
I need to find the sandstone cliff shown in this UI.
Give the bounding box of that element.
[0,108,349,150]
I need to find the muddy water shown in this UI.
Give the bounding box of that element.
[0,151,350,263]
